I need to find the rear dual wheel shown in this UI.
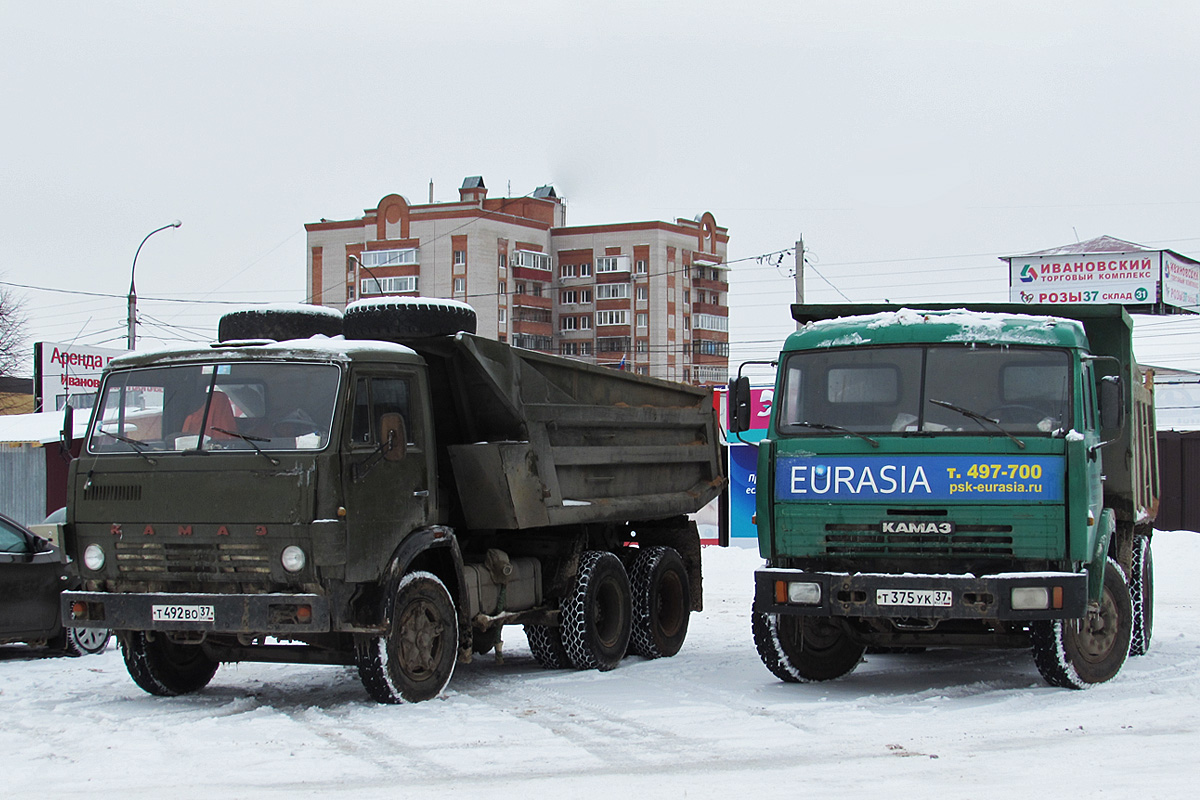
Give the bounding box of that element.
[561,551,632,671]
[1129,536,1154,656]
[629,546,690,659]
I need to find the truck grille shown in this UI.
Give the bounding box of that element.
[824,523,1014,557]
[114,541,272,582]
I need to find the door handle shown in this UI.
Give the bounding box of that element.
[413,490,429,498]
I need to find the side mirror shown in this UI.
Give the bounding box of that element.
[60,404,75,460]
[379,412,407,461]
[1099,375,1125,430]
[729,376,752,433]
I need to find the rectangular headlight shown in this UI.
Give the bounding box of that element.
[1011,586,1050,610]
[787,581,822,605]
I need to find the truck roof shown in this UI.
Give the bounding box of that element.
[106,336,423,370]
[785,306,1091,351]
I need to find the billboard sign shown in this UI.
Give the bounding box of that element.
[34,342,128,412]
[1009,251,1159,306]
[1163,252,1200,311]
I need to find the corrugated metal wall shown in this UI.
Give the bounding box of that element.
[0,443,48,526]
[1156,431,1200,533]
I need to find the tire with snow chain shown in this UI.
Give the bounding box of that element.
[1129,535,1154,656]
[344,297,476,342]
[629,546,690,659]
[218,306,344,342]
[1031,558,1132,689]
[121,631,219,696]
[752,608,865,683]
[355,571,458,704]
[524,624,572,669]
[561,551,632,671]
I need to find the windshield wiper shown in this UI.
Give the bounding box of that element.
[97,428,158,465]
[795,421,880,448]
[928,399,1025,450]
[211,427,281,466]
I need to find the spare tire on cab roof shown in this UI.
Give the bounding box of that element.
[344,298,477,341]
[218,306,344,343]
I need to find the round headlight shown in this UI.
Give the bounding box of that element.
[83,543,106,571]
[281,545,306,573]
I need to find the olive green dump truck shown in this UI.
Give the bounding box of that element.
[732,303,1157,689]
[61,299,724,702]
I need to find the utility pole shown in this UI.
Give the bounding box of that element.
[794,236,805,330]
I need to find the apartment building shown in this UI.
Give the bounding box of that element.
[304,177,729,385]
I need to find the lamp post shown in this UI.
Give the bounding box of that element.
[349,254,385,299]
[127,220,182,350]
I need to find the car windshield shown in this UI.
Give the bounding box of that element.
[776,345,1071,436]
[87,362,341,454]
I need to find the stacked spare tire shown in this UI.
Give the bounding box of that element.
[217,298,477,344]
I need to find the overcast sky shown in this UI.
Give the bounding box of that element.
[4,1,1200,377]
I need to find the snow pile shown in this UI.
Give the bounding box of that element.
[2,532,1198,797]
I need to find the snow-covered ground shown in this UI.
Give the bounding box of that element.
[4,533,1198,799]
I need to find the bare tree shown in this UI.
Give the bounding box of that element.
[0,284,29,413]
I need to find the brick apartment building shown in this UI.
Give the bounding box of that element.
[304,177,729,385]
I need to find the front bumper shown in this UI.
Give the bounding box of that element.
[754,568,1088,621]
[62,590,331,634]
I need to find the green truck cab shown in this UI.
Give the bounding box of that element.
[61,300,724,702]
[731,303,1157,688]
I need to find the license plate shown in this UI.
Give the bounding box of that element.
[875,589,953,607]
[151,604,215,623]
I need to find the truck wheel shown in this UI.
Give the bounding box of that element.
[64,626,112,656]
[344,297,477,341]
[561,551,632,671]
[629,546,690,659]
[1129,536,1154,656]
[1031,558,1132,688]
[752,609,865,683]
[121,631,219,696]
[355,571,458,704]
[524,624,572,669]
[217,306,344,342]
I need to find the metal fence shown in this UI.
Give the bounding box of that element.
[1156,431,1200,533]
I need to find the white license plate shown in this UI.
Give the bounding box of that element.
[875,589,953,607]
[151,604,215,623]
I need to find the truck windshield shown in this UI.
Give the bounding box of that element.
[87,362,341,454]
[776,345,1071,436]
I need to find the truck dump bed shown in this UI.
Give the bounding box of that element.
[410,333,724,530]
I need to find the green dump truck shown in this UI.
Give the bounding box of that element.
[61,299,724,703]
[731,303,1158,688]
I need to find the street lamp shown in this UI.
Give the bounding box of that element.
[127,220,182,350]
[349,254,385,299]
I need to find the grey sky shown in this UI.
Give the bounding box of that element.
[4,1,1199,375]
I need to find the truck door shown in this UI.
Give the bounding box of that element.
[1082,362,1105,540]
[342,369,435,583]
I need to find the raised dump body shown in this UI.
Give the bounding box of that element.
[734,302,1158,689]
[61,299,724,703]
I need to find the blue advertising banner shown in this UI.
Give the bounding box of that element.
[729,443,760,539]
[774,455,1065,503]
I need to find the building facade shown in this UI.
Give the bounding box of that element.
[304,177,729,385]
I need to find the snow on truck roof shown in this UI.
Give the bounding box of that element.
[788,308,1090,350]
[107,335,418,369]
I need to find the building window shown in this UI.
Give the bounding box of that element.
[695,365,729,384]
[580,342,593,356]
[579,315,592,330]
[453,277,466,294]
[635,340,648,354]
[530,283,543,297]
[453,250,467,266]
[498,308,507,324]
[512,250,552,271]
[561,316,577,331]
[684,290,691,305]
[362,249,419,268]
[595,283,630,300]
[561,290,578,304]
[636,286,648,301]
[636,313,647,329]
[515,307,552,324]
[512,333,553,351]
[580,289,593,303]
[636,366,649,376]
[561,263,577,279]
[515,281,526,295]
[361,275,419,295]
[580,262,592,277]
[636,259,647,275]
[499,281,507,295]
[693,313,729,332]
[595,310,629,327]
[696,340,730,357]
[596,255,630,274]
[560,342,578,356]
[596,336,630,353]
[499,253,507,269]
